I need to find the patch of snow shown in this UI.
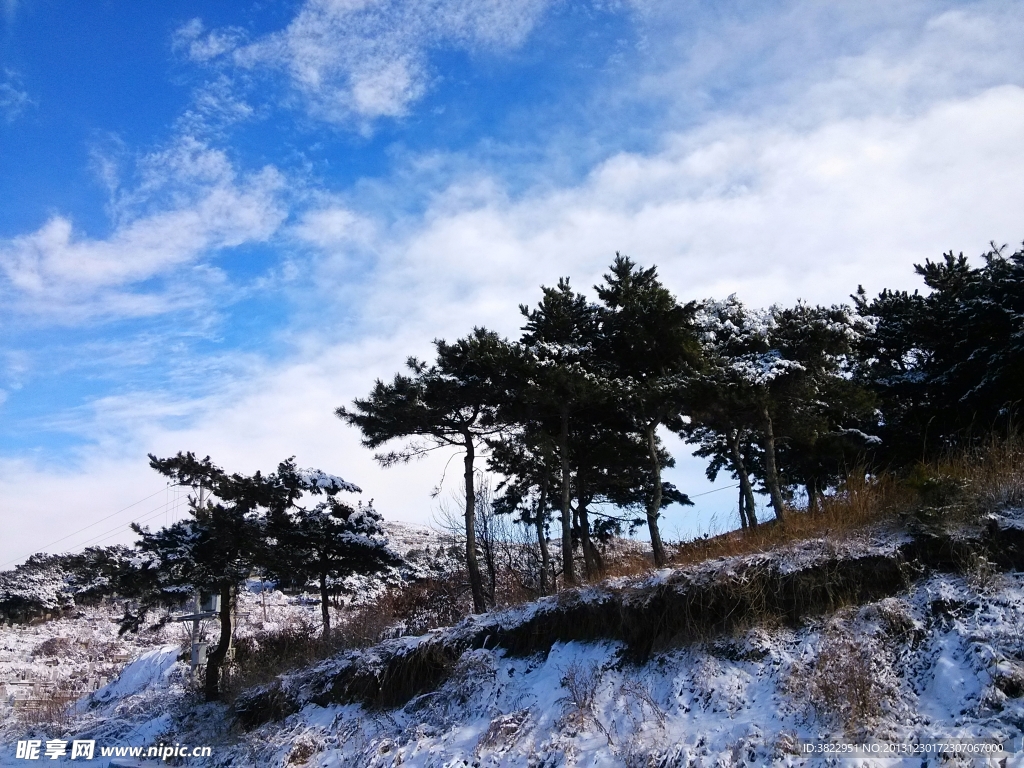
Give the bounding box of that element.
[87,645,182,706]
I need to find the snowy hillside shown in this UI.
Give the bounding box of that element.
[222,569,1024,767]
[5,516,1024,765]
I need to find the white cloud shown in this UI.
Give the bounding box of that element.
[5,1,1024,567]
[0,138,287,322]
[176,76,256,137]
[173,18,245,63]
[0,69,32,122]
[179,0,553,125]
[621,0,1024,132]
[293,85,1024,343]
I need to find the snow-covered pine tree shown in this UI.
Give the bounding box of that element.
[595,254,702,566]
[686,296,873,522]
[855,243,1024,464]
[134,453,357,701]
[262,497,401,638]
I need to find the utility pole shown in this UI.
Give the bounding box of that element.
[172,483,219,677]
[191,484,204,673]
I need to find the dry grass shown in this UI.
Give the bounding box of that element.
[787,625,897,730]
[227,580,473,700]
[558,659,612,742]
[670,435,1024,569]
[933,433,1024,513]
[598,545,662,581]
[376,578,471,636]
[672,472,914,569]
[16,679,78,731]
[226,615,339,697]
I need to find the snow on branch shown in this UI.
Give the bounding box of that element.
[298,469,361,494]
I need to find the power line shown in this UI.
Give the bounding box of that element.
[70,494,191,552]
[687,483,740,499]
[1,484,185,568]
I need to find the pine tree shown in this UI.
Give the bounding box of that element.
[686,297,872,522]
[137,453,355,701]
[488,421,557,594]
[595,254,701,566]
[855,243,1024,464]
[337,328,517,613]
[262,498,401,638]
[686,296,792,520]
[519,279,605,584]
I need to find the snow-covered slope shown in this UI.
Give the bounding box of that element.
[232,569,1024,767]
[6,514,1024,766]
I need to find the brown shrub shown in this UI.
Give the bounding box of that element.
[228,580,471,702]
[226,614,340,698]
[558,659,611,742]
[31,636,73,657]
[789,627,897,730]
[374,578,471,636]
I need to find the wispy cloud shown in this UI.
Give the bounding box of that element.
[613,0,1024,134]
[4,0,1024,567]
[0,69,33,122]
[0,138,287,322]
[294,87,1024,341]
[177,0,553,127]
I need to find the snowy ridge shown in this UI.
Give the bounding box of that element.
[233,568,1024,768]
[5,511,1024,765]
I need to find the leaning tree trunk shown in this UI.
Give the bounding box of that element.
[319,570,331,639]
[760,407,787,523]
[559,408,576,585]
[577,500,602,579]
[535,477,551,595]
[204,582,233,702]
[729,429,759,528]
[806,481,819,514]
[644,424,669,567]
[463,435,488,613]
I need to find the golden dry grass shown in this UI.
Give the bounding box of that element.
[658,434,1024,571]
[934,432,1024,512]
[668,472,914,568]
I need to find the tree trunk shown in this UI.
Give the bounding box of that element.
[644,424,669,567]
[482,515,497,607]
[463,435,488,613]
[536,477,551,595]
[760,407,787,522]
[559,408,576,585]
[738,483,748,530]
[806,481,819,514]
[577,500,602,579]
[572,506,584,578]
[729,429,759,528]
[319,570,331,639]
[204,582,233,702]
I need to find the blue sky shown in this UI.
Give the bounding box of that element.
[1,0,1023,567]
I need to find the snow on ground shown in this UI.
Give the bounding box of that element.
[5,520,1024,765]
[227,570,1024,767]
[0,602,178,705]
[86,646,181,705]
